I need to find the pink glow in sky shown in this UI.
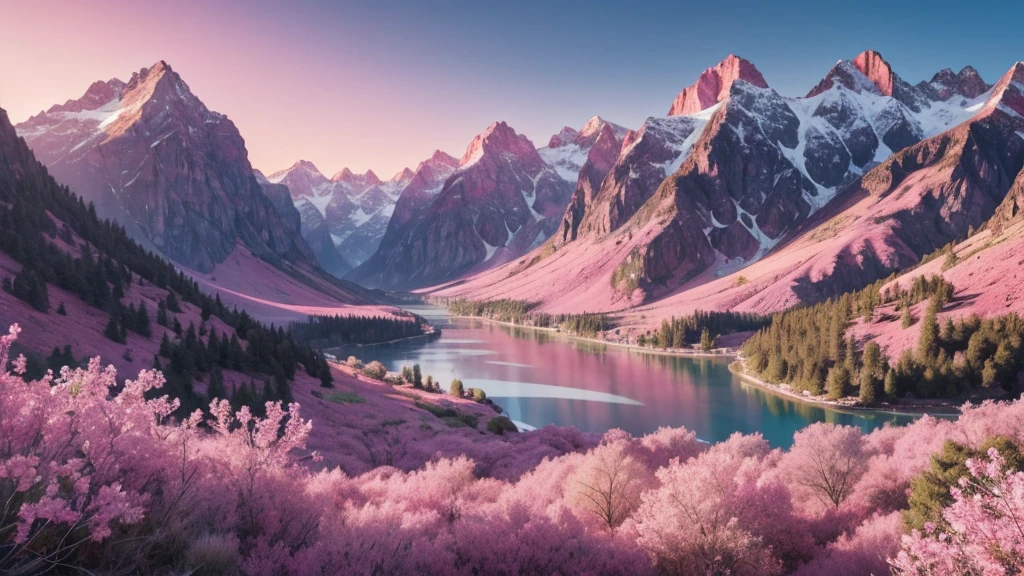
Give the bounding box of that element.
[3,0,1019,177]
[0,0,625,177]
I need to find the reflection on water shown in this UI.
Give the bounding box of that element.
[330,306,928,448]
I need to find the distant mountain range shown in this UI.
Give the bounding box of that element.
[17,52,1024,347]
[435,51,1024,337]
[14,61,379,317]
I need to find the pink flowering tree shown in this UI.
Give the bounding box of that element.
[780,423,867,514]
[564,438,654,531]
[0,325,161,573]
[632,434,797,576]
[893,448,1024,575]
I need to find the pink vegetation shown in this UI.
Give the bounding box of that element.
[3,324,1024,574]
[186,244,405,325]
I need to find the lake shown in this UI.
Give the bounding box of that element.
[331,306,924,448]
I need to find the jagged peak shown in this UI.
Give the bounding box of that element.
[982,61,1024,119]
[547,126,580,148]
[668,54,768,116]
[805,49,912,102]
[417,150,459,174]
[331,167,381,185]
[459,121,535,168]
[266,160,328,185]
[292,159,322,172]
[391,167,415,183]
[579,116,606,138]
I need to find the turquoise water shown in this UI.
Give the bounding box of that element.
[331,306,925,448]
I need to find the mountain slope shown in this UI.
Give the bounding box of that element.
[17,61,314,273]
[255,169,354,277]
[629,61,1024,329]
[348,119,624,290]
[432,51,993,313]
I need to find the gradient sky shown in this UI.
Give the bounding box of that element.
[2,0,1023,177]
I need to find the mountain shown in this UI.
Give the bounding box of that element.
[266,161,414,266]
[630,61,1023,334]
[0,102,344,418]
[16,61,315,273]
[254,169,353,277]
[348,118,622,290]
[432,51,993,313]
[667,54,768,116]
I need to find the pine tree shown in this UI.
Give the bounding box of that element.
[159,333,172,357]
[166,292,181,313]
[919,297,940,361]
[826,365,850,400]
[902,305,914,329]
[413,364,423,388]
[56,302,67,316]
[208,366,225,400]
[844,336,858,373]
[156,300,168,327]
[136,301,151,337]
[859,367,877,404]
[699,327,717,351]
[884,368,898,398]
[450,378,465,397]
[104,316,125,344]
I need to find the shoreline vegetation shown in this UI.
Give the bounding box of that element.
[432,297,994,418]
[455,311,964,418]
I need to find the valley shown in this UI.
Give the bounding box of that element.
[2,6,1024,572]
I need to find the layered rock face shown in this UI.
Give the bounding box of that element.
[667,54,768,116]
[615,51,993,301]
[633,61,1024,318]
[267,161,413,266]
[255,169,353,277]
[431,51,996,314]
[348,121,588,290]
[16,62,315,272]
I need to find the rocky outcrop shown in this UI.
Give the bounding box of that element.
[16,61,314,272]
[917,66,990,101]
[267,161,414,266]
[668,54,768,116]
[807,50,929,112]
[348,122,573,290]
[255,169,353,277]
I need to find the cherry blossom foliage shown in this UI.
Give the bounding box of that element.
[893,448,1024,575]
[3,323,1024,575]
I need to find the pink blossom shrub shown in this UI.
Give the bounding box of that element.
[893,448,1024,575]
[3,323,1024,575]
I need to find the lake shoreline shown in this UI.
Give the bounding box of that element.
[452,313,962,418]
[322,330,441,356]
[728,359,963,417]
[449,314,737,359]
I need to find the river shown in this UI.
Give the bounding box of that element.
[330,306,923,448]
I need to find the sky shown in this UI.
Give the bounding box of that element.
[1,0,1023,177]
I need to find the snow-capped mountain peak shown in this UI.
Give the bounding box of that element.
[667,54,768,116]
[459,121,539,169]
[539,116,627,183]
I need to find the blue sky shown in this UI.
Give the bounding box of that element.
[4,0,1022,175]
